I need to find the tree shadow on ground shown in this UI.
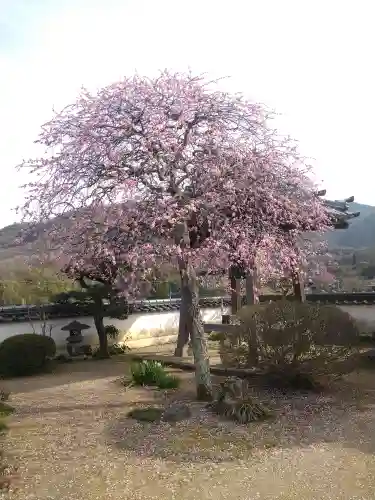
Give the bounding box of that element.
[1,355,130,395]
[9,400,161,423]
[9,400,153,417]
[106,371,375,464]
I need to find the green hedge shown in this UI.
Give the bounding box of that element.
[0,334,56,377]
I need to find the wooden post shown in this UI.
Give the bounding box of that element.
[245,269,259,366]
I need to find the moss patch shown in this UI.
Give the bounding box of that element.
[127,407,164,422]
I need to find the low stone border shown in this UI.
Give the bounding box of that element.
[126,353,262,379]
[126,348,375,382]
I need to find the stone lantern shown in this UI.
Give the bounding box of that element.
[61,320,90,356]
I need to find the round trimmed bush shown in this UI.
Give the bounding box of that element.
[40,335,56,358]
[0,334,57,377]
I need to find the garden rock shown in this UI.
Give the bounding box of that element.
[162,403,192,422]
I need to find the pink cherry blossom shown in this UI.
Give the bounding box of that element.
[18,71,332,397]
[19,71,330,293]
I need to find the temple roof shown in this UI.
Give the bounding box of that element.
[317,191,360,229]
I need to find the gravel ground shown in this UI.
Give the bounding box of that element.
[2,360,375,500]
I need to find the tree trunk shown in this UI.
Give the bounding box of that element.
[93,309,109,358]
[230,273,242,314]
[245,269,259,366]
[245,270,257,306]
[174,282,191,357]
[292,268,306,303]
[178,257,212,401]
[173,219,212,399]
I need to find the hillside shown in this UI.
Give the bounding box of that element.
[0,221,47,266]
[0,201,374,266]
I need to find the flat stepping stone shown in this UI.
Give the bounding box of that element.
[162,403,191,422]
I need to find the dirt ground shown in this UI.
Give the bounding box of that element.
[2,357,375,500]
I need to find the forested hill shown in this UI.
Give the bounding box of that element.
[0,201,374,262]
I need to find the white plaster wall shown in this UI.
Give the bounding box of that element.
[0,304,372,352]
[0,307,230,350]
[339,306,375,332]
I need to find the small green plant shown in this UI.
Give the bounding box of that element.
[105,325,120,340]
[0,403,14,418]
[130,360,166,385]
[208,331,225,342]
[129,360,180,389]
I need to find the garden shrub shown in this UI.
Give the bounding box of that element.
[219,300,360,389]
[0,334,57,377]
[92,343,129,358]
[40,335,56,358]
[129,360,180,389]
[359,333,375,344]
[105,324,120,340]
[109,343,129,355]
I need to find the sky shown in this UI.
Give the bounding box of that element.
[0,0,374,228]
